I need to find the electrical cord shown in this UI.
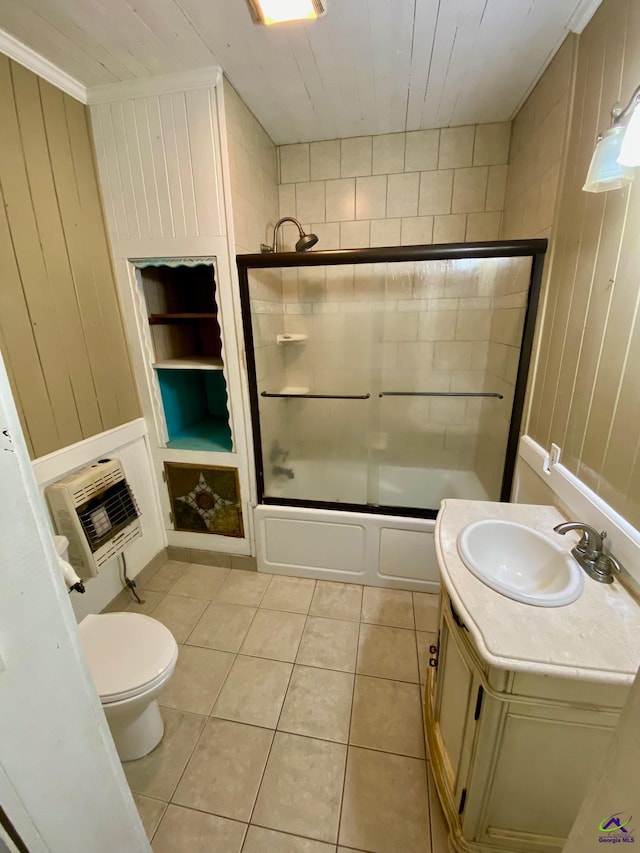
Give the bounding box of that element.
[121,553,144,605]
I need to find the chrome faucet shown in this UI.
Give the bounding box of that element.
[273,465,294,480]
[553,521,624,584]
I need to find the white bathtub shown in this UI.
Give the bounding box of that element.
[255,462,489,591]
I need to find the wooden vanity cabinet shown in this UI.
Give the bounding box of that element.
[425,590,630,852]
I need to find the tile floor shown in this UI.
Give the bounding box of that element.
[108,561,449,852]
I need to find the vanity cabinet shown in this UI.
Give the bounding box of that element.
[426,589,629,852]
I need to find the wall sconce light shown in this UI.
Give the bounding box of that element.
[583,85,640,192]
[247,0,326,25]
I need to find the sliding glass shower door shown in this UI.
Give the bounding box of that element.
[238,242,544,515]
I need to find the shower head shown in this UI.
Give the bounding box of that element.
[295,231,319,252]
[260,217,320,253]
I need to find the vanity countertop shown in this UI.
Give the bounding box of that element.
[436,499,640,686]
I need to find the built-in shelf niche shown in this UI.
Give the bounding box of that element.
[140,262,222,367]
[135,258,233,451]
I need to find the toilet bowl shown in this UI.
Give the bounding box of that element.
[52,535,178,761]
[78,611,178,761]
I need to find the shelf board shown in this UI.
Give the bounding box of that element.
[154,357,224,371]
[149,312,217,324]
[166,415,232,452]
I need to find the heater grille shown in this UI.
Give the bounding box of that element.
[46,459,142,578]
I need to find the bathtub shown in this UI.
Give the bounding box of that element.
[255,463,489,592]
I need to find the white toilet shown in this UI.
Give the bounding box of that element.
[54,537,179,761]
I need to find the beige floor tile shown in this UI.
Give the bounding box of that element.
[296,616,359,672]
[212,655,292,728]
[413,592,440,632]
[428,764,450,853]
[123,589,165,615]
[152,804,246,852]
[350,675,425,758]
[171,563,229,599]
[143,561,189,593]
[243,826,334,852]
[132,794,166,840]
[309,580,363,621]
[252,732,347,843]
[260,575,316,613]
[416,631,438,686]
[151,595,208,643]
[173,718,273,822]
[187,601,256,652]
[239,609,306,662]
[160,646,234,715]
[214,569,271,606]
[357,624,419,683]
[279,665,354,743]
[361,587,415,629]
[339,747,431,853]
[123,708,206,801]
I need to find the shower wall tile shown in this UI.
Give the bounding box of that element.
[473,123,511,167]
[418,170,453,216]
[452,167,489,214]
[340,220,370,249]
[280,143,310,183]
[400,216,434,246]
[370,219,401,248]
[341,136,373,177]
[438,126,475,170]
[373,134,406,175]
[405,130,440,172]
[310,140,341,181]
[296,181,326,222]
[325,179,356,222]
[387,173,420,219]
[433,214,467,244]
[356,176,388,220]
[465,212,501,242]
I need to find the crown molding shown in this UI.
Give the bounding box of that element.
[0,28,88,102]
[86,66,222,104]
[567,0,603,34]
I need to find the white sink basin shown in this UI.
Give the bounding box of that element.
[457,519,584,607]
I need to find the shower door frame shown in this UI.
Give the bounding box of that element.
[237,239,547,519]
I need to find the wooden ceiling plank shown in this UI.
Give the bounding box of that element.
[120,0,218,68]
[405,0,441,130]
[0,0,120,85]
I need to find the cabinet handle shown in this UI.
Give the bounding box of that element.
[449,600,468,631]
[429,658,438,667]
[429,644,438,654]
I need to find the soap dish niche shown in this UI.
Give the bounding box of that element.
[277,334,308,345]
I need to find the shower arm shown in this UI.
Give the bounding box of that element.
[261,217,304,253]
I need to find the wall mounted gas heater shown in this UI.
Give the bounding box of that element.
[46,458,142,578]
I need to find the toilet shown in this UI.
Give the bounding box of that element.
[54,537,178,761]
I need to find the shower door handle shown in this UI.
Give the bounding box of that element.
[261,392,371,399]
[379,391,504,399]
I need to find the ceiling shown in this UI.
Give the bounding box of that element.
[0,0,601,144]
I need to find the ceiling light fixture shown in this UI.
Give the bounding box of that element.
[583,84,640,192]
[247,0,326,26]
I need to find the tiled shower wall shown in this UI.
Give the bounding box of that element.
[276,123,511,252]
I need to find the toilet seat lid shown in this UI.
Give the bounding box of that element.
[78,612,178,702]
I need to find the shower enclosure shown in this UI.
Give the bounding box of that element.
[238,241,546,588]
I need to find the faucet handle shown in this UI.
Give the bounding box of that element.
[595,552,624,577]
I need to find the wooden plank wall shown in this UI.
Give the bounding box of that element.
[90,89,224,243]
[0,56,140,458]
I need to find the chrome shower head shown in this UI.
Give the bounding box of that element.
[261,217,320,253]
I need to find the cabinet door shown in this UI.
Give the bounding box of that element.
[476,706,614,848]
[433,612,479,806]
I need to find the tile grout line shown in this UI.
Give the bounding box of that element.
[244,578,317,837]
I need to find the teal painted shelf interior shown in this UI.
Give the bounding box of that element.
[157,368,233,452]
